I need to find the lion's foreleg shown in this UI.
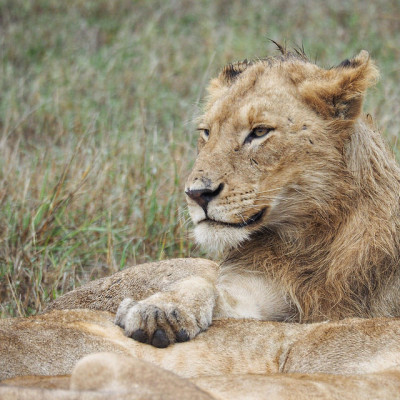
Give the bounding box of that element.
[45,258,218,313]
[115,267,294,347]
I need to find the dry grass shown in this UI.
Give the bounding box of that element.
[1,0,400,317]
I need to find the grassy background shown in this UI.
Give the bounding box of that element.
[1,0,399,317]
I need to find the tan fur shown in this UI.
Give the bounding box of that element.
[186,48,400,323]
[2,309,400,398]
[114,49,400,347]
[2,49,400,398]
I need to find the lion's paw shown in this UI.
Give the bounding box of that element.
[115,296,210,348]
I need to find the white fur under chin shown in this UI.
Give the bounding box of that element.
[193,223,250,257]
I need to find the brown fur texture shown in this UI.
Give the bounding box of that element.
[186,48,400,322]
[60,49,400,347]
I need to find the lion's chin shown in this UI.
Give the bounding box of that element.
[193,223,251,258]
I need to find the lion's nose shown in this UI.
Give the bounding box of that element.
[185,183,224,212]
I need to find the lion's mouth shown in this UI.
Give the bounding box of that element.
[199,208,266,228]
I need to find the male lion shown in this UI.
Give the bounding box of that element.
[2,48,400,399]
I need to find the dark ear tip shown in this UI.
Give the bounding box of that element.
[336,50,370,69]
[220,60,252,85]
[337,58,353,68]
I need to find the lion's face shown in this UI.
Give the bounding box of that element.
[185,52,378,255]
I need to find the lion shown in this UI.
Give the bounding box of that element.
[2,47,400,399]
[2,309,400,398]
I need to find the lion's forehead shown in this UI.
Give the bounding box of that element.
[204,66,311,133]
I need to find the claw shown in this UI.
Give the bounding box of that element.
[131,329,149,344]
[176,329,190,342]
[151,329,170,348]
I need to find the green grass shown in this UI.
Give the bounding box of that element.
[1,0,400,317]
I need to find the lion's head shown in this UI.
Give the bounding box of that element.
[185,49,379,256]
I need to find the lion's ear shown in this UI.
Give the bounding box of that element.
[206,60,252,106]
[299,50,379,120]
[218,60,252,86]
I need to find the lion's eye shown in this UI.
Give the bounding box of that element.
[244,126,275,144]
[198,128,210,141]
